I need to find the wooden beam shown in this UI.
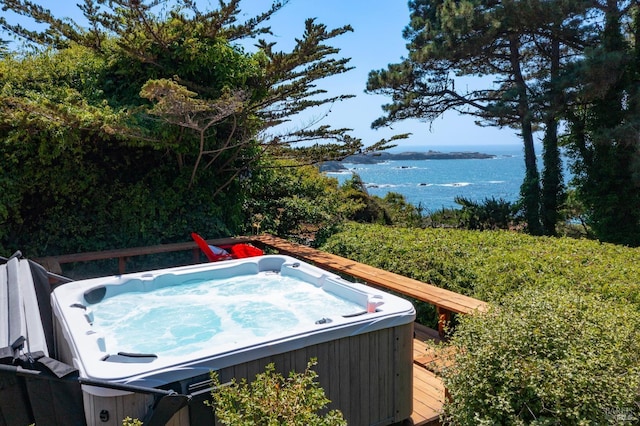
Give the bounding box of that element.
[34,237,252,264]
[34,237,254,271]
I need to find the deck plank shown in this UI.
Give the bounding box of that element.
[409,355,445,425]
[409,323,448,426]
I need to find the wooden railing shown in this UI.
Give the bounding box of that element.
[35,236,255,276]
[35,234,488,338]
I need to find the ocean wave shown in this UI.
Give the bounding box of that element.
[325,170,354,175]
[413,182,471,188]
[365,183,401,189]
[438,182,471,187]
[487,180,505,184]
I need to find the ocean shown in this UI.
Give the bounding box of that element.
[326,144,565,212]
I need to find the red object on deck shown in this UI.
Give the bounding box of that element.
[191,232,232,262]
[230,243,263,258]
[191,233,263,262]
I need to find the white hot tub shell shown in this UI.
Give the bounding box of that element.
[51,255,415,425]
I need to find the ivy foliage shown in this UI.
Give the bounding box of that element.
[209,359,346,426]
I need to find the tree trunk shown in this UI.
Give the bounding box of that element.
[541,38,563,236]
[510,34,542,235]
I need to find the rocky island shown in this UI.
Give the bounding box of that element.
[319,150,495,172]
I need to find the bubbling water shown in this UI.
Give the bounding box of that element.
[90,272,363,357]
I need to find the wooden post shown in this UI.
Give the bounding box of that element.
[118,256,127,274]
[192,248,201,263]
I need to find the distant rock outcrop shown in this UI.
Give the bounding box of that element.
[319,150,495,172]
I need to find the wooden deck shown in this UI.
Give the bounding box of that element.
[36,234,488,426]
[408,324,447,425]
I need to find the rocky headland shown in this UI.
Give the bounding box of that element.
[319,150,495,172]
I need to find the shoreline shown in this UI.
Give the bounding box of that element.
[319,150,495,172]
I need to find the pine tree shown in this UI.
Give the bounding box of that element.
[0,0,392,188]
[366,0,589,235]
[564,1,640,245]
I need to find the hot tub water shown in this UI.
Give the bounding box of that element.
[90,272,364,357]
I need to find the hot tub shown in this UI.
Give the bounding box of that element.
[51,255,415,425]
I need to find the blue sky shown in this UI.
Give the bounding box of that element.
[239,0,522,150]
[8,0,523,150]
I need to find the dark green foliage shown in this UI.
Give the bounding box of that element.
[557,189,591,238]
[420,198,520,231]
[241,163,345,241]
[337,176,392,225]
[338,177,433,229]
[421,208,456,228]
[0,45,240,254]
[380,192,424,227]
[562,3,640,246]
[453,196,516,231]
[0,1,370,256]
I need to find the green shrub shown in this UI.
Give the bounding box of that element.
[320,223,640,423]
[378,192,424,227]
[209,358,346,426]
[453,196,517,230]
[441,288,640,425]
[421,197,520,230]
[422,206,463,228]
[320,223,640,305]
[338,176,391,225]
[242,163,347,241]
